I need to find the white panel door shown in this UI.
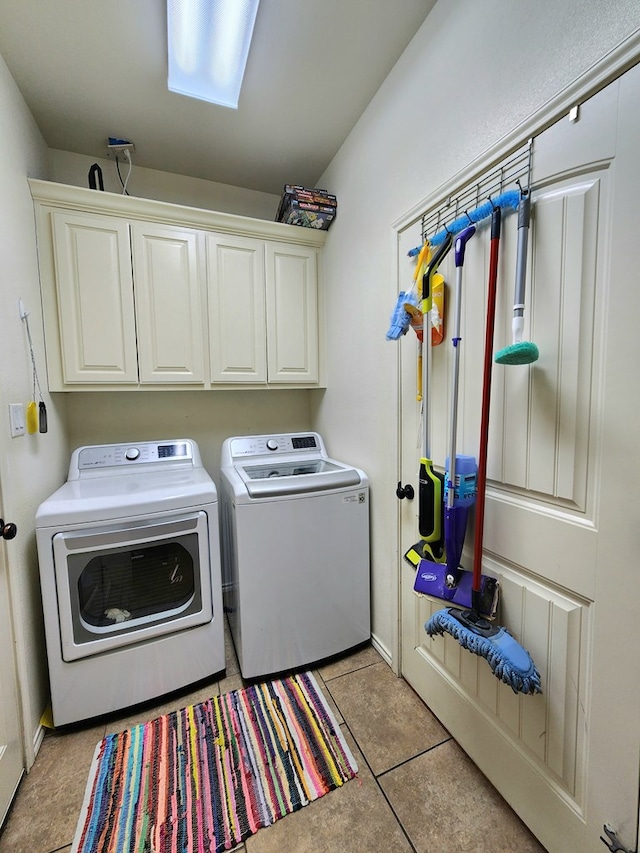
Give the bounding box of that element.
[132,223,205,383]
[0,506,23,827]
[51,211,138,383]
[206,234,267,383]
[400,67,640,853]
[265,243,318,383]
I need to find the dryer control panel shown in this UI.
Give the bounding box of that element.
[71,440,197,477]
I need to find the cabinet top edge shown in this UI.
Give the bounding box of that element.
[28,179,328,248]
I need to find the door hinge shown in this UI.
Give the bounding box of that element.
[601,823,637,853]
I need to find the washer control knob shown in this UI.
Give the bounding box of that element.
[125,447,140,461]
[266,439,278,452]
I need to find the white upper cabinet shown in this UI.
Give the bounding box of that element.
[50,210,138,384]
[207,236,319,385]
[30,180,326,391]
[131,222,205,383]
[265,243,318,384]
[207,234,267,383]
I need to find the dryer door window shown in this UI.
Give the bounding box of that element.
[52,512,214,661]
[77,539,197,629]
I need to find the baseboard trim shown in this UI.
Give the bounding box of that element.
[32,723,46,763]
[371,632,392,668]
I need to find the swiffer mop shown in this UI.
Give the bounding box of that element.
[404,234,452,566]
[426,206,542,695]
[495,190,539,365]
[413,225,498,616]
[444,225,476,578]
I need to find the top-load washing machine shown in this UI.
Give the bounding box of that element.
[35,439,225,726]
[219,432,370,679]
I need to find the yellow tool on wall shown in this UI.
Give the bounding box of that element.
[404,242,446,400]
[20,299,48,434]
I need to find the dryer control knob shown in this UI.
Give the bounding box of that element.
[266,440,278,451]
[125,447,140,460]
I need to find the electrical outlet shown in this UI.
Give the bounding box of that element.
[9,403,25,437]
[106,137,135,158]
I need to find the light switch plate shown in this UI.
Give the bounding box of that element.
[9,403,25,437]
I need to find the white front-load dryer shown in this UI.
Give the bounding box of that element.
[35,439,225,726]
[219,432,370,679]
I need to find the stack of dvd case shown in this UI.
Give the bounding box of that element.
[275,185,337,230]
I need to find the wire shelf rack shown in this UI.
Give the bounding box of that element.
[420,139,533,245]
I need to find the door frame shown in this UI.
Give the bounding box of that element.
[391,31,640,674]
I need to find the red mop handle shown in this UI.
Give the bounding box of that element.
[473,207,501,597]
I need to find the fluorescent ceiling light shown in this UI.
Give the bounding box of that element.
[167,0,260,109]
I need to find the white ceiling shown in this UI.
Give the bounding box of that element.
[0,0,435,195]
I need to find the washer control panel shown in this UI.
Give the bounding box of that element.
[228,433,322,460]
[76,440,193,471]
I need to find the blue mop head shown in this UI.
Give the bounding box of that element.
[386,291,418,340]
[425,607,542,695]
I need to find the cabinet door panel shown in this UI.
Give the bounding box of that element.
[51,212,138,383]
[265,244,318,383]
[132,223,205,383]
[207,234,266,383]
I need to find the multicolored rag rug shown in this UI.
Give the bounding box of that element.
[72,671,358,853]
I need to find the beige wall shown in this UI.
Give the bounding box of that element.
[49,149,280,220]
[63,391,315,487]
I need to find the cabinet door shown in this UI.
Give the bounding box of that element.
[206,234,267,383]
[265,243,319,384]
[50,211,138,384]
[131,223,205,383]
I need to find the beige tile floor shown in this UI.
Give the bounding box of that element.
[0,621,547,853]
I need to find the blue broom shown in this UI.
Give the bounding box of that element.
[426,206,542,695]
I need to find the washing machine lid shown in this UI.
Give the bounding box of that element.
[235,457,362,498]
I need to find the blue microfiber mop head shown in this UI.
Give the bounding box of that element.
[495,340,539,365]
[425,607,542,695]
[386,291,418,340]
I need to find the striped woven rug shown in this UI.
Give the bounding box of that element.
[72,671,357,853]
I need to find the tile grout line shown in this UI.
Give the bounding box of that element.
[338,719,419,853]
[323,672,425,853]
[320,658,384,685]
[375,735,454,781]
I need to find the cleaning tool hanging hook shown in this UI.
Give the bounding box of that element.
[421,189,520,249]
